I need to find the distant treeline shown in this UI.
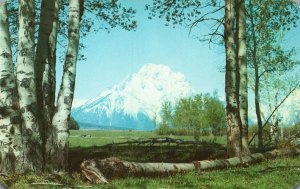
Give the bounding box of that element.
[75,121,138,131]
[156,92,226,139]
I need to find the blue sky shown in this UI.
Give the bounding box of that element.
[58,1,300,101]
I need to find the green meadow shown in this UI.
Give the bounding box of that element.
[1,130,299,189]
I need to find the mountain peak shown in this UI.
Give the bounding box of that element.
[138,63,173,75]
[72,64,195,130]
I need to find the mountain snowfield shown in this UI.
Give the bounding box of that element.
[72,64,195,130]
[280,89,300,125]
[248,89,300,126]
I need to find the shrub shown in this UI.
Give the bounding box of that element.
[283,122,300,138]
[155,123,172,135]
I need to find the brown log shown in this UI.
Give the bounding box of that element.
[105,137,209,147]
[80,147,300,184]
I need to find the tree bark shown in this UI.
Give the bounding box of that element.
[255,68,263,149]
[81,148,300,184]
[249,0,263,149]
[270,115,279,146]
[15,0,43,171]
[0,2,23,173]
[225,0,241,157]
[46,0,82,171]
[35,0,60,165]
[237,0,250,155]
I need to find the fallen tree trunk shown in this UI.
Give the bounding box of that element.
[80,147,300,184]
[105,137,206,147]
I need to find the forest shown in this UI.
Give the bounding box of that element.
[0,0,299,188]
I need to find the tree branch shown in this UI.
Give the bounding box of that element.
[188,6,224,35]
[249,83,299,145]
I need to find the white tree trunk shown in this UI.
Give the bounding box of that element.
[81,148,300,184]
[16,0,43,171]
[225,0,241,157]
[35,0,60,164]
[237,0,250,155]
[46,0,81,171]
[0,2,23,173]
[270,115,280,146]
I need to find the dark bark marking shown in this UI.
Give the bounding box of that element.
[224,159,231,167]
[173,165,178,170]
[193,161,201,171]
[25,72,34,76]
[0,107,9,117]
[0,78,7,88]
[20,107,25,114]
[0,52,12,59]
[26,102,37,116]
[20,78,31,88]
[9,126,15,135]
[64,96,72,106]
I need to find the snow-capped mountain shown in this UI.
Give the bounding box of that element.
[280,89,300,125]
[72,64,195,130]
[72,99,88,108]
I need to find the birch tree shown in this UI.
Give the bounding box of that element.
[224,0,241,157]
[146,0,249,157]
[15,0,43,171]
[46,0,82,171]
[35,0,60,158]
[236,0,250,155]
[0,0,137,173]
[0,2,23,173]
[247,0,299,148]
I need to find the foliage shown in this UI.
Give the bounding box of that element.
[203,92,226,135]
[249,124,274,145]
[283,122,300,138]
[160,101,173,127]
[1,0,138,172]
[157,93,226,138]
[247,0,300,121]
[145,0,224,43]
[69,117,80,130]
[155,123,172,135]
[7,0,137,63]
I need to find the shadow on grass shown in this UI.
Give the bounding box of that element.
[69,142,226,171]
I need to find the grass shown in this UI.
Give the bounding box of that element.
[69,130,160,147]
[1,130,299,189]
[106,157,300,189]
[69,130,226,147]
[69,130,227,171]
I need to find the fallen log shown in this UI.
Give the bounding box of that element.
[105,137,211,147]
[80,147,300,184]
[30,183,92,188]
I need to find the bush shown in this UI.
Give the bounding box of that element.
[248,124,274,146]
[155,124,172,135]
[283,122,300,138]
[157,93,226,138]
[69,117,79,130]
